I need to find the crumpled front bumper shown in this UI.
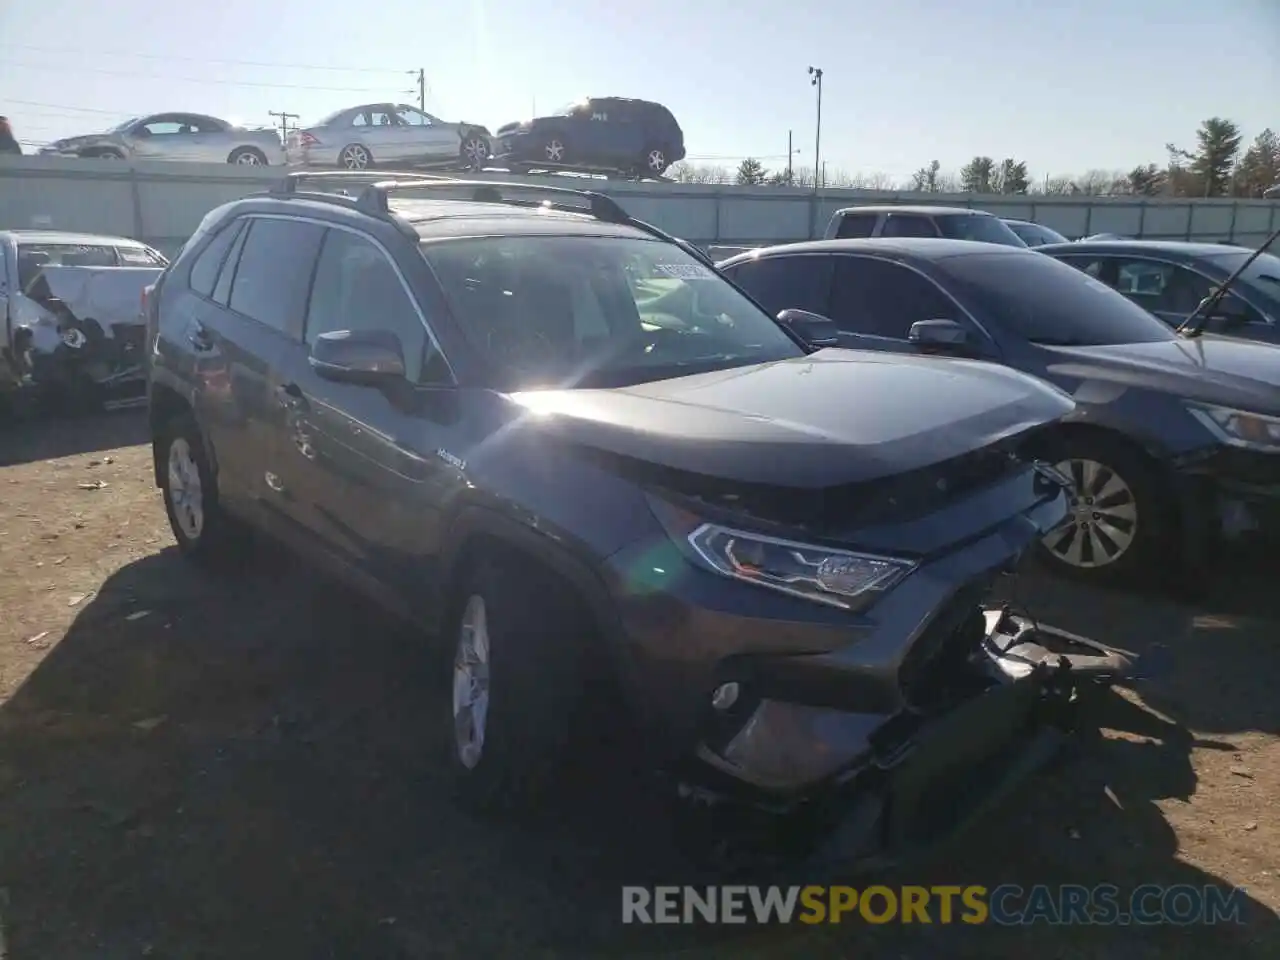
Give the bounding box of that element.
[673,609,1156,874]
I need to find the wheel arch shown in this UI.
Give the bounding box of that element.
[148,383,204,487]
[439,505,638,708]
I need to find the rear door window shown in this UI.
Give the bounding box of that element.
[188,218,247,298]
[724,255,833,317]
[833,214,877,239]
[212,222,251,306]
[226,218,326,336]
[881,214,939,238]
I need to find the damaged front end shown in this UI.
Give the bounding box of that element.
[672,604,1154,876]
[8,265,160,409]
[626,441,1164,875]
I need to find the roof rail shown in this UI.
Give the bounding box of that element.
[269,169,445,196]
[350,177,631,224]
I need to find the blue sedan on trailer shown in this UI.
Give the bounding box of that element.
[1037,240,1280,345]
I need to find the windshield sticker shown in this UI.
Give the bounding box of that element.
[654,263,715,281]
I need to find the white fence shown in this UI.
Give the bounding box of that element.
[1,156,1276,256]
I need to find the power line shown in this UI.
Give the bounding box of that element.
[4,98,131,117]
[0,42,408,74]
[6,59,401,93]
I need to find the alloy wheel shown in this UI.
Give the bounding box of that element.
[1042,458,1138,568]
[646,149,666,172]
[453,595,491,770]
[235,152,262,165]
[167,437,204,542]
[544,139,565,163]
[341,145,370,170]
[463,137,488,169]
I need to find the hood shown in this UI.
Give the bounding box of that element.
[508,349,1075,488]
[51,133,112,150]
[496,120,533,136]
[1041,337,1280,416]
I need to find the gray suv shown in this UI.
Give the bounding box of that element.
[145,174,1134,868]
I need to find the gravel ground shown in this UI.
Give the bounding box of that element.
[1,411,1277,959]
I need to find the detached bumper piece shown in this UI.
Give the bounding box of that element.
[671,608,1159,878]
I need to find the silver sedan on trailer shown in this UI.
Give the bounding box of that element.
[38,113,286,166]
[286,103,492,171]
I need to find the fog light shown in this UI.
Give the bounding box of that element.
[711,682,740,711]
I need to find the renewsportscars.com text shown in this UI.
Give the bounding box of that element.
[621,884,1247,926]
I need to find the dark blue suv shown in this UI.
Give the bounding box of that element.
[144,174,1133,869]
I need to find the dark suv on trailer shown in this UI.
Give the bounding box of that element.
[145,174,1132,868]
[493,97,685,178]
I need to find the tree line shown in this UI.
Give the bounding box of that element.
[668,118,1279,199]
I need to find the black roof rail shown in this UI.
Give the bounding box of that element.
[349,176,632,224]
[269,169,445,196]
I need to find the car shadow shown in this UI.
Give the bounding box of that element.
[0,545,1275,958]
[1009,554,1280,737]
[0,408,149,467]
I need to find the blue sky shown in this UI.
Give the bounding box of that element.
[1,0,1276,181]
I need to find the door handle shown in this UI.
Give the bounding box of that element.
[188,325,213,351]
[276,382,306,409]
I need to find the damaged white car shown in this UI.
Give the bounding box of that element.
[0,230,167,413]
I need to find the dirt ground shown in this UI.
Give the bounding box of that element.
[1,411,1278,959]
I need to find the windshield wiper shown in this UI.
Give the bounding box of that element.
[1177,224,1280,337]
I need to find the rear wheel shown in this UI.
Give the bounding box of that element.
[157,414,250,568]
[641,145,669,177]
[460,134,489,170]
[338,143,372,170]
[1036,433,1173,585]
[542,137,567,165]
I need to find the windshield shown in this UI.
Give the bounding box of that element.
[419,235,805,388]
[936,215,1028,247]
[1204,250,1280,300]
[938,252,1178,346]
[109,117,140,133]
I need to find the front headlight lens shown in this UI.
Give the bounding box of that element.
[687,523,914,610]
[1187,403,1280,453]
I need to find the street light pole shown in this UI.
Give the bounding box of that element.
[808,66,823,191]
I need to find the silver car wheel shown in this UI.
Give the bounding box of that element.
[463,137,488,168]
[646,149,666,172]
[167,437,204,542]
[235,152,262,165]
[341,145,370,170]
[452,595,491,770]
[1042,457,1138,568]
[544,139,565,163]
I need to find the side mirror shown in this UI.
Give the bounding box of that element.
[310,329,406,385]
[908,318,971,352]
[776,308,841,349]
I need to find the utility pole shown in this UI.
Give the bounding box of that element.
[269,110,298,143]
[808,66,824,192]
[416,69,426,111]
[787,130,793,186]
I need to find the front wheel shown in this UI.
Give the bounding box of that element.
[228,146,267,166]
[1036,434,1172,585]
[460,134,489,171]
[447,560,592,812]
[641,145,669,177]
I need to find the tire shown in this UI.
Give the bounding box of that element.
[446,558,592,813]
[156,413,250,568]
[338,143,373,170]
[228,146,268,166]
[82,149,125,160]
[459,133,490,171]
[641,145,669,177]
[1035,433,1174,586]
[541,136,568,165]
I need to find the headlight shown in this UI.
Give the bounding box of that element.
[687,522,915,610]
[1187,403,1280,453]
